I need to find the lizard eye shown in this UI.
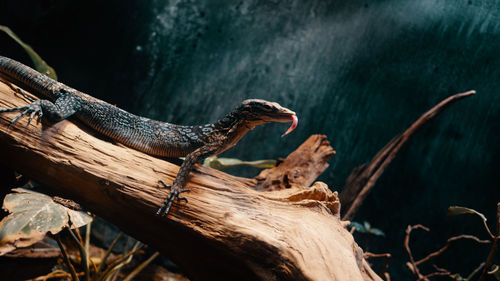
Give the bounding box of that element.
[260,104,272,111]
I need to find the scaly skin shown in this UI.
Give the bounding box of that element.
[0,56,298,216]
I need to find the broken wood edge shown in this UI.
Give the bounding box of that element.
[340,90,476,221]
[0,79,381,281]
[254,134,336,190]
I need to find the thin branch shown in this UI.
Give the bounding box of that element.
[97,241,142,281]
[110,241,142,281]
[55,234,80,281]
[34,269,73,281]
[364,252,391,276]
[68,227,90,281]
[479,202,500,281]
[467,262,485,280]
[415,234,490,266]
[423,266,451,280]
[97,232,123,275]
[73,227,84,244]
[404,224,429,281]
[481,218,495,240]
[341,90,476,220]
[122,251,160,281]
[85,223,91,279]
[405,223,493,281]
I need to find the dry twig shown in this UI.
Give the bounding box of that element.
[404,224,430,280]
[364,252,391,277]
[340,90,476,220]
[415,234,490,266]
[405,224,491,281]
[478,203,500,281]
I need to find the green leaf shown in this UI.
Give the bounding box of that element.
[448,206,495,238]
[0,25,57,80]
[350,221,385,236]
[350,221,366,233]
[0,188,92,255]
[364,221,371,230]
[203,156,276,170]
[368,228,385,237]
[448,206,487,222]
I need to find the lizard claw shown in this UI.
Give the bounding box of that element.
[26,109,39,128]
[14,87,35,102]
[6,83,35,102]
[157,180,171,189]
[156,185,190,217]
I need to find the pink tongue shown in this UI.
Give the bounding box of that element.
[282,114,298,137]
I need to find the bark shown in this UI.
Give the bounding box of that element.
[0,79,381,281]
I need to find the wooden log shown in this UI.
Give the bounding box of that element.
[0,78,381,281]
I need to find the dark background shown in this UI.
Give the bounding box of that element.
[0,0,498,279]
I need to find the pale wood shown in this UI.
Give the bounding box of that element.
[255,134,336,190]
[0,79,381,281]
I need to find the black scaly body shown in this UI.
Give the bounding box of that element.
[0,56,297,216]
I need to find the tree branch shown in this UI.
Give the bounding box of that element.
[340,90,476,221]
[0,79,381,281]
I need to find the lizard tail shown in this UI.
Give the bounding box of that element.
[0,56,62,100]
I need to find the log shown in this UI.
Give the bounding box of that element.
[0,78,381,281]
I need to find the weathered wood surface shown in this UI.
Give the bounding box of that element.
[255,135,336,190]
[0,78,381,281]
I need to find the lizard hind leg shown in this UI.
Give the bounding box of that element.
[155,145,217,217]
[156,180,190,217]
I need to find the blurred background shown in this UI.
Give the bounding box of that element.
[0,0,498,279]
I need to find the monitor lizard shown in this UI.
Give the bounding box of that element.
[0,56,298,217]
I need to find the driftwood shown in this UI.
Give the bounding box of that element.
[0,79,381,281]
[255,135,335,190]
[340,90,476,221]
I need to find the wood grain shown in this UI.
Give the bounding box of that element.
[0,78,381,281]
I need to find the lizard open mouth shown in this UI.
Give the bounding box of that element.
[282,114,298,137]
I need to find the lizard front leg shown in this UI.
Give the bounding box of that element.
[157,144,218,217]
[0,88,81,126]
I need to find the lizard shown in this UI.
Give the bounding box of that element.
[0,56,298,217]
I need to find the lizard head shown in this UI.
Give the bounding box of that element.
[235,99,298,136]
